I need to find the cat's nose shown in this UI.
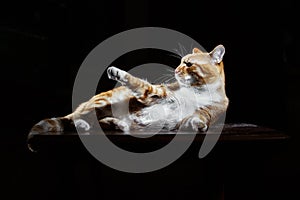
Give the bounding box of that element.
[175,68,180,73]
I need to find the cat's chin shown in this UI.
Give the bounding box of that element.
[177,79,192,87]
[175,76,192,87]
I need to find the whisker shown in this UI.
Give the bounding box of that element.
[152,67,175,84]
[163,72,174,77]
[161,77,174,84]
[152,76,166,84]
[180,43,188,55]
[178,43,184,57]
[156,75,174,84]
[166,68,175,73]
[173,48,183,57]
[164,77,176,84]
[169,77,176,82]
[153,74,172,84]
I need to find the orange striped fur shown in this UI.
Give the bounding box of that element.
[29,45,229,136]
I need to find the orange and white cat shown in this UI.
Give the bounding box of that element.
[29,45,229,136]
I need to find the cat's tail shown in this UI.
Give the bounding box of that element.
[27,117,75,151]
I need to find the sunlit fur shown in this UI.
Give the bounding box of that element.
[30,45,229,136]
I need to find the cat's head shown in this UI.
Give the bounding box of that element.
[175,45,225,87]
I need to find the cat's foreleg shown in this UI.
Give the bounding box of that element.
[107,66,167,101]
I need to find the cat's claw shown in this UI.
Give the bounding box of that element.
[107,66,128,82]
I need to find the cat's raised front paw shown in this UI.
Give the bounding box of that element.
[107,66,128,82]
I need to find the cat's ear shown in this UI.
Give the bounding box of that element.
[209,45,225,64]
[193,47,203,54]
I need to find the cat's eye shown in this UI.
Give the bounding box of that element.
[184,61,193,67]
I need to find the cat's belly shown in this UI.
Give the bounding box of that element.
[129,89,204,130]
[130,103,181,130]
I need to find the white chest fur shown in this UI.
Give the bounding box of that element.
[130,85,218,130]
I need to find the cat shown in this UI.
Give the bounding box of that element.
[29,44,229,137]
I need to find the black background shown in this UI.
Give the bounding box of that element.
[0,0,299,199]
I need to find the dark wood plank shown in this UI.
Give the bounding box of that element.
[27,123,289,152]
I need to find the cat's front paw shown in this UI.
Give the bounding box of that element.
[179,116,208,132]
[107,66,128,82]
